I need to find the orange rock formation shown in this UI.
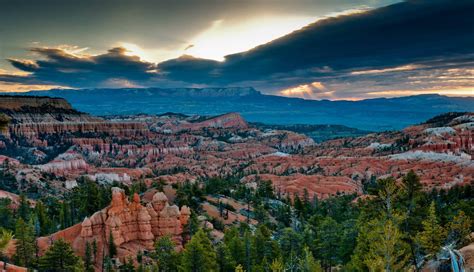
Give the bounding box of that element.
[35,187,190,270]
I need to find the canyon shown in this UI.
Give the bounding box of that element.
[0,95,472,270]
[0,96,472,200]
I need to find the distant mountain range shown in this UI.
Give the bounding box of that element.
[12,87,474,131]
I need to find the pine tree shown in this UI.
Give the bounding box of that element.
[17,194,30,221]
[364,219,410,271]
[35,200,52,236]
[224,227,245,267]
[84,241,94,272]
[38,239,83,271]
[243,230,252,272]
[269,258,284,272]
[153,235,177,271]
[400,170,424,270]
[92,239,98,263]
[0,228,13,254]
[215,242,235,272]
[59,201,71,229]
[376,177,399,219]
[0,198,14,231]
[252,225,278,265]
[13,218,36,268]
[448,210,471,246]
[418,202,446,257]
[179,229,218,272]
[297,247,322,272]
[108,230,117,258]
[315,217,340,269]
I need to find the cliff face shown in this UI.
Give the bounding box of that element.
[35,187,190,270]
[0,96,73,111]
[179,112,248,131]
[0,95,99,124]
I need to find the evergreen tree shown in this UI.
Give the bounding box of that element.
[0,228,13,254]
[36,201,52,236]
[153,235,177,272]
[78,178,102,217]
[84,241,94,272]
[215,243,235,272]
[92,239,98,263]
[376,178,399,219]
[278,228,302,268]
[108,231,117,258]
[269,258,284,272]
[252,225,279,265]
[17,194,30,221]
[418,202,446,257]
[119,257,135,271]
[315,217,340,269]
[243,230,252,272]
[0,198,14,231]
[400,170,424,270]
[364,219,410,271]
[13,218,36,268]
[179,229,218,272]
[38,239,83,272]
[185,213,200,239]
[448,210,471,246]
[224,227,245,267]
[297,247,322,272]
[59,201,69,229]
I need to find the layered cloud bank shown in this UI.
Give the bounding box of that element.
[0,0,473,99]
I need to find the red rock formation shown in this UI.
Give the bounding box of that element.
[10,122,148,138]
[0,261,28,272]
[0,96,73,111]
[177,112,248,131]
[34,187,190,270]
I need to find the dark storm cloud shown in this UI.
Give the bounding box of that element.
[156,0,474,86]
[1,0,473,96]
[5,47,157,88]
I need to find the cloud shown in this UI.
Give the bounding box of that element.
[349,64,424,75]
[4,46,157,88]
[0,0,473,99]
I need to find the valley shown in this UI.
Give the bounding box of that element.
[0,95,472,271]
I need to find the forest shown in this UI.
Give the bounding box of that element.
[0,170,472,271]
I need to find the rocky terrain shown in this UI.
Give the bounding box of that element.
[0,96,472,271]
[0,96,472,201]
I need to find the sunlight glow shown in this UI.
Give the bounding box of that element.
[118,42,180,63]
[279,81,335,100]
[366,87,474,97]
[185,8,369,61]
[185,17,314,61]
[119,42,152,61]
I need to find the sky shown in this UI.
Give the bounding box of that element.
[0,0,472,100]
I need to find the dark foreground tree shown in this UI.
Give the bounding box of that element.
[13,218,36,268]
[153,235,178,271]
[180,229,217,272]
[38,239,83,272]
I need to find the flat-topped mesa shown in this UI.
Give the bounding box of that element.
[0,95,73,111]
[0,95,99,127]
[0,97,147,139]
[36,187,190,269]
